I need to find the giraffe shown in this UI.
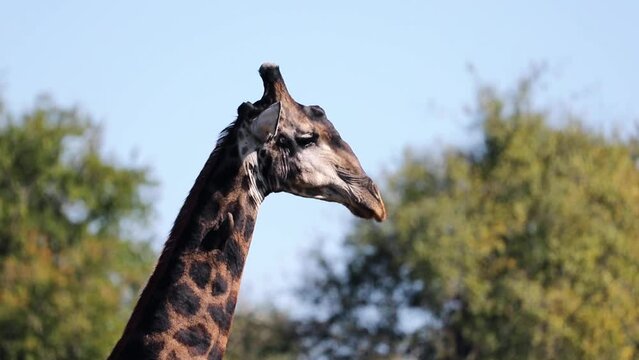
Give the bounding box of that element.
[108,63,386,360]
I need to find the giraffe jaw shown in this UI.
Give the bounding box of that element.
[296,182,386,222]
[347,203,386,222]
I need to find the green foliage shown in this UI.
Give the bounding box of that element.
[299,81,639,359]
[226,307,300,360]
[0,96,156,359]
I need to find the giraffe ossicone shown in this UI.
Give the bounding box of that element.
[108,63,386,360]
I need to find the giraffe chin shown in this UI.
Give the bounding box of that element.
[346,201,386,222]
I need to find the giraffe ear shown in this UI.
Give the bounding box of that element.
[250,102,281,142]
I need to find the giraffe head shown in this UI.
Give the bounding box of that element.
[237,63,386,221]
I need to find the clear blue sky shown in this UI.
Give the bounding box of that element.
[1,1,638,308]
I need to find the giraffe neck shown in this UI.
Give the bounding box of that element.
[109,128,265,360]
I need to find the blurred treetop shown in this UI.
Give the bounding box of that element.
[0,96,156,359]
[298,78,639,360]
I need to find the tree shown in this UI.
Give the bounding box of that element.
[298,79,639,360]
[0,96,156,359]
[226,307,300,360]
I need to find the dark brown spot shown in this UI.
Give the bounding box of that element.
[224,236,245,278]
[230,204,254,242]
[189,260,212,289]
[170,258,186,282]
[146,340,164,357]
[226,296,237,315]
[208,345,224,360]
[174,324,211,356]
[201,218,231,251]
[148,302,171,333]
[208,198,221,216]
[211,274,228,296]
[169,283,200,316]
[208,304,232,331]
[231,206,245,233]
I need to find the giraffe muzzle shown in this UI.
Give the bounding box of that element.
[346,180,387,222]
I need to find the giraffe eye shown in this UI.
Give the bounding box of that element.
[295,133,319,147]
[296,133,318,148]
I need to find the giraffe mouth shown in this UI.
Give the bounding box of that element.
[337,171,386,222]
[346,183,387,222]
[347,202,386,222]
[298,183,386,222]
